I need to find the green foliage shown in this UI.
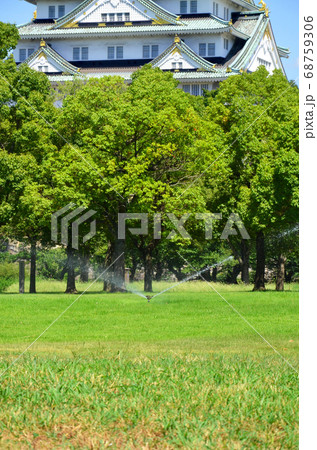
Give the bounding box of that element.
[37,248,67,280]
[0,261,18,292]
[0,22,19,59]
[205,67,299,234]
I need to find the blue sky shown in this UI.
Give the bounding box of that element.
[0,0,299,81]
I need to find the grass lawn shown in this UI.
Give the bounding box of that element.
[0,280,298,448]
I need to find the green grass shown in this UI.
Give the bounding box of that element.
[0,281,298,448]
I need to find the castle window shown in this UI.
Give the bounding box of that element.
[151,45,159,58]
[19,49,26,61]
[224,38,229,50]
[180,1,187,14]
[199,43,206,56]
[201,84,209,92]
[108,46,124,59]
[224,7,229,21]
[116,46,123,59]
[124,13,130,21]
[183,85,190,93]
[117,13,123,22]
[190,1,197,13]
[73,47,89,60]
[109,13,115,22]
[19,48,34,61]
[172,62,177,69]
[143,45,159,58]
[143,45,150,58]
[58,5,65,18]
[48,6,56,19]
[192,85,200,96]
[101,13,107,22]
[199,43,215,57]
[108,47,115,59]
[208,43,215,56]
[81,47,89,60]
[38,66,49,72]
[213,2,219,16]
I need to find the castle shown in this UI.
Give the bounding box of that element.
[15,0,289,94]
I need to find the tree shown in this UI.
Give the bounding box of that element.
[0,23,57,293]
[54,66,219,292]
[204,67,299,290]
[0,21,19,59]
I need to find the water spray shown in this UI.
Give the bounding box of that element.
[150,256,234,300]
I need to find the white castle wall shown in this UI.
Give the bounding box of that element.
[155,0,241,18]
[35,0,246,22]
[37,0,82,19]
[248,31,280,74]
[29,54,62,73]
[15,33,233,62]
[79,0,152,23]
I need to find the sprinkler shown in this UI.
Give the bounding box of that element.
[146,295,153,303]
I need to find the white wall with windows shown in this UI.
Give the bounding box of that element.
[156,0,240,19]
[36,1,81,20]
[79,0,154,23]
[44,37,173,62]
[35,0,247,22]
[180,82,219,96]
[14,33,234,63]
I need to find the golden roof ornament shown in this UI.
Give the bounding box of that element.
[174,35,181,44]
[228,19,233,26]
[40,39,46,47]
[33,10,37,20]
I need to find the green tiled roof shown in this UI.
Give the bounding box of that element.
[18,16,230,38]
[54,0,182,28]
[47,69,232,83]
[21,43,80,75]
[277,46,290,58]
[230,13,268,70]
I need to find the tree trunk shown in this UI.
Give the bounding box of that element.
[253,231,266,291]
[226,264,240,284]
[241,240,250,285]
[19,260,25,294]
[29,241,36,294]
[155,260,163,281]
[211,266,218,282]
[276,254,286,291]
[203,265,211,282]
[144,246,153,292]
[65,245,77,293]
[80,253,90,283]
[110,238,125,292]
[103,244,113,292]
[130,254,138,283]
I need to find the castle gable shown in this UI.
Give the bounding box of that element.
[54,0,181,28]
